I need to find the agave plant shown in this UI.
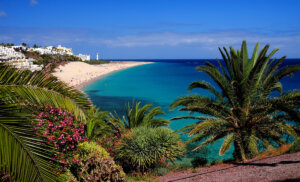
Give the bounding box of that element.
[0,64,92,181]
[114,126,185,173]
[108,100,169,132]
[170,41,300,161]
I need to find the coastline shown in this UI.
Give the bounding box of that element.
[52,61,153,90]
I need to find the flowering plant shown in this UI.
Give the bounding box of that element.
[97,130,121,157]
[34,105,87,167]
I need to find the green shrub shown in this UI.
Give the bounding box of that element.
[60,170,77,182]
[186,142,210,158]
[71,141,126,182]
[77,141,109,159]
[289,138,300,153]
[211,159,223,165]
[154,167,169,176]
[167,160,192,171]
[191,157,208,168]
[115,126,185,173]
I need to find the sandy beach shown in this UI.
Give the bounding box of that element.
[53,61,152,89]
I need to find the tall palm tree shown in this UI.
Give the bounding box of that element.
[0,64,91,181]
[170,41,300,161]
[108,100,169,132]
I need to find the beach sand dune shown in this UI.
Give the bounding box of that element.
[52,61,152,89]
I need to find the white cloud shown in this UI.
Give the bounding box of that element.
[30,0,38,6]
[0,11,7,17]
[99,31,300,51]
[1,27,300,58]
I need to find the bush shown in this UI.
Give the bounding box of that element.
[191,157,208,168]
[211,159,223,165]
[115,126,185,173]
[154,167,169,176]
[60,170,77,182]
[77,141,109,159]
[71,141,126,182]
[289,138,300,153]
[167,160,192,171]
[33,106,86,168]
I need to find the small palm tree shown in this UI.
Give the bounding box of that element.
[170,41,300,161]
[86,107,113,140]
[108,100,169,132]
[0,64,91,181]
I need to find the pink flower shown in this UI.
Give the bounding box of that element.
[58,134,64,140]
[66,135,72,141]
[47,135,56,141]
[38,112,44,117]
[72,158,79,163]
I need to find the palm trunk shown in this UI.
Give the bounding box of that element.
[233,141,242,161]
[233,141,247,161]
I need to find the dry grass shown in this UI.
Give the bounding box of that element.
[257,144,291,159]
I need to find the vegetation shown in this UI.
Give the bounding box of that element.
[191,157,208,168]
[22,50,82,73]
[288,138,300,153]
[69,141,126,182]
[108,100,170,132]
[0,64,91,181]
[33,106,86,167]
[170,41,300,161]
[0,42,14,47]
[85,107,113,140]
[114,126,185,173]
[84,59,110,65]
[1,40,300,181]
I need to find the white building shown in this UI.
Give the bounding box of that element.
[0,45,43,71]
[77,54,90,61]
[33,48,54,54]
[32,45,74,56]
[56,45,73,55]
[0,46,25,59]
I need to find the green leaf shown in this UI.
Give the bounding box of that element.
[219,133,235,156]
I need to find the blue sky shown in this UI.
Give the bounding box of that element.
[0,0,300,59]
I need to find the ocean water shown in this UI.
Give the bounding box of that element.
[82,59,300,162]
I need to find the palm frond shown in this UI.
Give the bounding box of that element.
[219,133,235,156]
[0,99,59,182]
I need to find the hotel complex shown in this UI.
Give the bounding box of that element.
[0,45,42,71]
[0,44,92,71]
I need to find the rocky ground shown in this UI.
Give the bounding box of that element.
[160,152,300,182]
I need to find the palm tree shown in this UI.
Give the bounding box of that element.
[86,107,113,140]
[0,64,91,181]
[108,100,169,132]
[170,41,300,161]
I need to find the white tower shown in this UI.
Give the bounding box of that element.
[96,53,99,60]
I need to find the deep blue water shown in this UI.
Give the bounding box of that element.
[82,59,300,162]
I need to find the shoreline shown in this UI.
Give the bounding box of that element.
[52,61,153,90]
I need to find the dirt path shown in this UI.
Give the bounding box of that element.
[160,152,300,182]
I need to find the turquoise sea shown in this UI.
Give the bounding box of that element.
[82,59,300,162]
